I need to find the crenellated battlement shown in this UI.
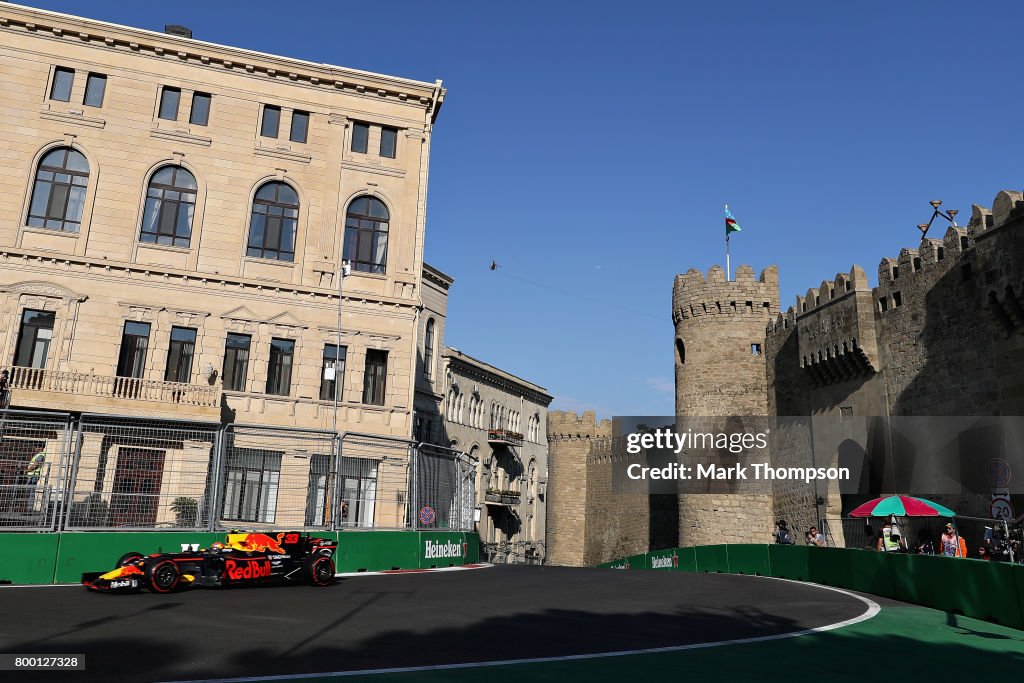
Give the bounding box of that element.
[547,410,612,441]
[672,264,780,325]
[974,190,1024,236]
[875,226,969,294]
[766,305,798,337]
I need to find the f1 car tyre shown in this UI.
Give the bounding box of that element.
[146,558,181,593]
[306,555,335,586]
[116,551,144,567]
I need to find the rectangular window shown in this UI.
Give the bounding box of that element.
[158,86,181,120]
[260,105,281,138]
[83,73,106,107]
[117,321,151,378]
[380,126,397,158]
[50,67,74,102]
[265,338,294,395]
[423,320,435,379]
[222,449,281,524]
[14,309,56,369]
[351,121,369,153]
[290,110,309,143]
[751,343,762,356]
[337,456,378,527]
[320,344,347,401]
[189,92,211,125]
[362,349,388,406]
[164,326,197,383]
[892,291,902,308]
[305,454,331,526]
[222,333,251,392]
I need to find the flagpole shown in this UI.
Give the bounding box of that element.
[726,232,731,282]
[725,204,731,281]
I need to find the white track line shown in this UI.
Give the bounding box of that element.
[335,563,492,578]
[158,575,881,683]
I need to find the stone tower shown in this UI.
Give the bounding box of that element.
[672,264,780,546]
[545,410,611,566]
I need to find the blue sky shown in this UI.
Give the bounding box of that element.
[23,1,1024,417]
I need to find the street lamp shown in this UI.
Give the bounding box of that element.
[917,199,959,237]
[331,260,351,436]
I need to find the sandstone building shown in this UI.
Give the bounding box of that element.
[0,3,446,530]
[442,348,552,563]
[547,190,1024,565]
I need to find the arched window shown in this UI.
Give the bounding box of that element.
[423,318,435,379]
[247,181,299,261]
[343,196,389,274]
[140,166,197,247]
[27,147,89,233]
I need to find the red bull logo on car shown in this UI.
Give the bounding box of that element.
[225,558,272,581]
[226,533,288,554]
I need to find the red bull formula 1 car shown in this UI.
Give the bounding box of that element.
[82,532,337,593]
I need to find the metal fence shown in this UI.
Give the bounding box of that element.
[66,414,220,531]
[0,410,75,531]
[219,424,337,531]
[0,409,476,533]
[411,443,476,531]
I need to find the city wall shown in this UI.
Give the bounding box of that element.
[548,188,1024,565]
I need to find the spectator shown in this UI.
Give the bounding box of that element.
[915,528,935,555]
[978,546,993,560]
[940,523,967,558]
[773,520,795,545]
[0,369,9,408]
[23,448,45,514]
[805,526,825,547]
[864,524,876,550]
[877,516,907,552]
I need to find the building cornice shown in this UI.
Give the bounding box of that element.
[422,262,454,290]
[0,3,446,122]
[0,248,419,315]
[444,349,552,405]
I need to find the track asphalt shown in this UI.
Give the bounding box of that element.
[1,565,868,682]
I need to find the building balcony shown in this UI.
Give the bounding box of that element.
[487,428,523,447]
[484,489,521,506]
[8,366,221,419]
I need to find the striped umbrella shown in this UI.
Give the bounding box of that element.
[849,495,956,518]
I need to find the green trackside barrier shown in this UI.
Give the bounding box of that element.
[335,531,419,572]
[599,544,1024,631]
[0,532,60,584]
[806,547,855,590]
[647,548,682,571]
[676,546,697,572]
[844,546,897,598]
[417,532,474,569]
[767,544,809,580]
[726,543,771,576]
[1015,562,1024,629]
[695,544,729,573]
[54,532,224,583]
[4,530,481,584]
